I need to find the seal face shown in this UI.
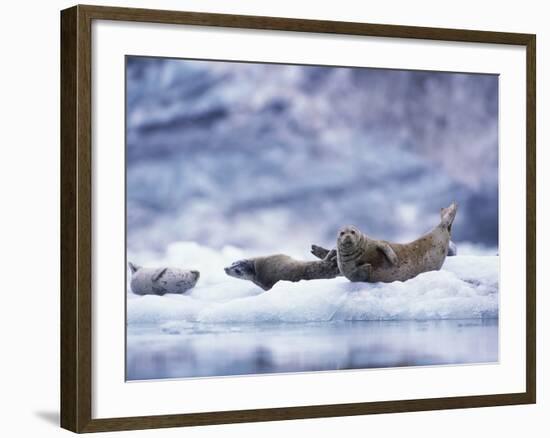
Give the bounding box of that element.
[128,263,200,295]
[338,225,363,252]
[224,259,256,282]
[336,202,458,283]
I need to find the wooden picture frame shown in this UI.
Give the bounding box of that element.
[61,4,536,433]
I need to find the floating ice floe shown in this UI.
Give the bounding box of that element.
[127,243,498,325]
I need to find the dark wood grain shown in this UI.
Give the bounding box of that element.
[61,5,93,432]
[79,4,534,45]
[77,4,93,432]
[60,4,537,433]
[525,34,536,404]
[60,5,78,432]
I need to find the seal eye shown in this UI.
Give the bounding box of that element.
[234,268,241,275]
[350,230,356,235]
[340,231,345,237]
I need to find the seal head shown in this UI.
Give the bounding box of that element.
[224,259,256,281]
[337,225,364,253]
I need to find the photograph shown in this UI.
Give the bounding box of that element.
[124,56,500,381]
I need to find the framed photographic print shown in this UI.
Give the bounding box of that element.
[60,4,536,433]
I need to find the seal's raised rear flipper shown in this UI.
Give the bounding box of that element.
[440,202,458,231]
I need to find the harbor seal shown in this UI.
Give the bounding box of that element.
[334,202,458,283]
[312,241,457,259]
[224,254,340,291]
[128,262,200,295]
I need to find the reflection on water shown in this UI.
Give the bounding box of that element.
[126,319,498,380]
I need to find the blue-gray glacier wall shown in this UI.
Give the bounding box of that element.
[126,57,498,255]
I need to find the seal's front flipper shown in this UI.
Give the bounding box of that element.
[323,249,337,262]
[347,263,372,282]
[441,202,458,231]
[377,242,399,265]
[253,279,276,291]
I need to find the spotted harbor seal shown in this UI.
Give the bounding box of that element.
[312,241,457,260]
[333,202,458,283]
[224,254,340,291]
[128,262,200,295]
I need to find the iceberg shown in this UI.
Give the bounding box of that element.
[127,243,498,325]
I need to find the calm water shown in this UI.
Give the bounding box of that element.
[126,319,498,380]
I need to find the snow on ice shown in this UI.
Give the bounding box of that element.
[127,242,498,326]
